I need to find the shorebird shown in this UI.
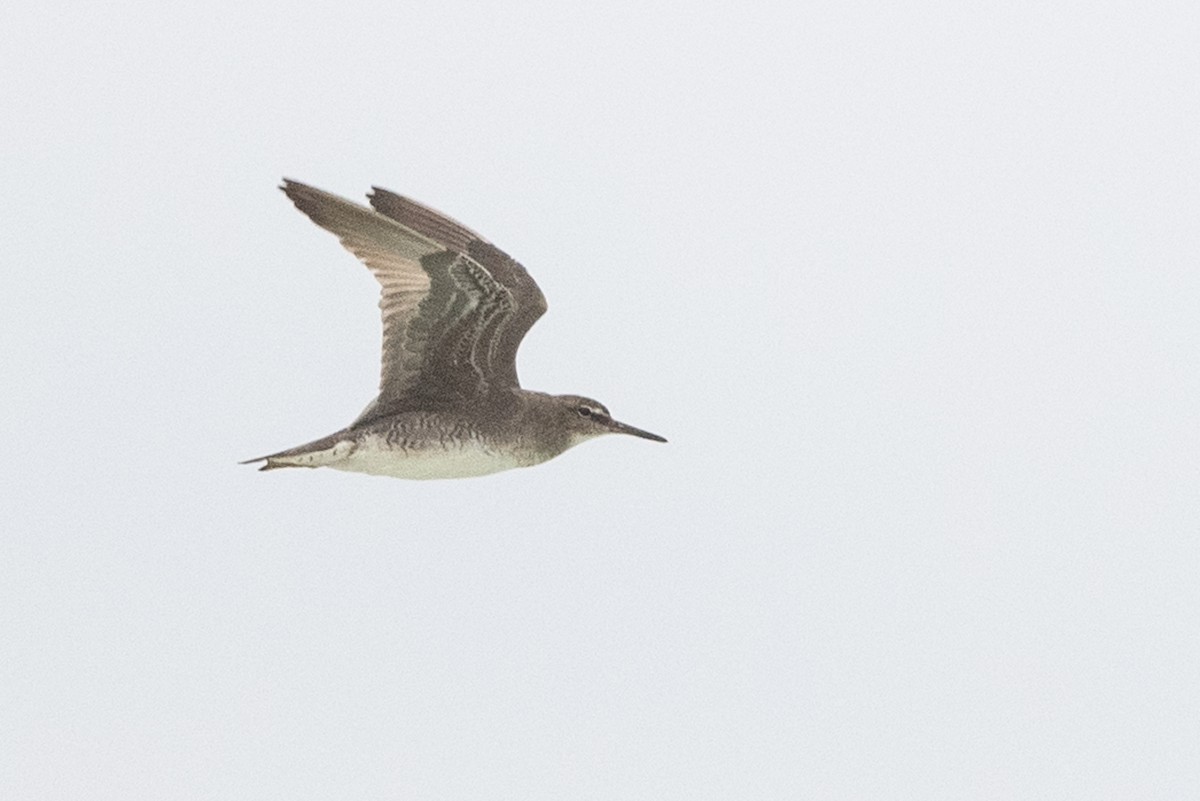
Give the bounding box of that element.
[242,180,666,480]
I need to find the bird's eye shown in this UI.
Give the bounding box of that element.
[577,406,593,418]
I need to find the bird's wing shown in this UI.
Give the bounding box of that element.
[281,180,547,427]
[367,187,547,391]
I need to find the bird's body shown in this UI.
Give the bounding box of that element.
[252,415,530,480]
[255,392,596,479]
[243,180,664,480]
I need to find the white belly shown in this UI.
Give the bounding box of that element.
[301,433,529,480]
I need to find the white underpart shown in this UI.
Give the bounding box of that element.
[271,434,529,480]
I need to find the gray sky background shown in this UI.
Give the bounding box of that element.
[3,1,1197,798]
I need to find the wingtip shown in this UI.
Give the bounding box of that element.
[279,177,306,197]
[366,184,401,206]
[238,455,288,472]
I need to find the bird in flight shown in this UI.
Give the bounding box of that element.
[242,180,665,480]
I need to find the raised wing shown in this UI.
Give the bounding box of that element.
[368,187,547,390]
[280,180,547,426]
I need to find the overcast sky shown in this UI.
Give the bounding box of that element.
[2,1,1198,798]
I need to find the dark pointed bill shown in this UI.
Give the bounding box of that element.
[608,419,668,443]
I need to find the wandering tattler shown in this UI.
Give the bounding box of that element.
[242,180,665,479]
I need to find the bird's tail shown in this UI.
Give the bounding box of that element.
[239,431,351,472]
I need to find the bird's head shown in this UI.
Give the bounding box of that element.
[551,394,667,449]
